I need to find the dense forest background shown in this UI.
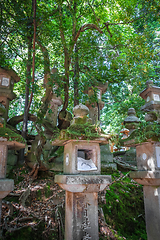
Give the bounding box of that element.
[1,1,160,239]
[1,0,160,136]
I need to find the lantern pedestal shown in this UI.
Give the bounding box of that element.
[130,170,160,240]
[0,140,25,224]
[129,141,160,240]
[55,175,111,240]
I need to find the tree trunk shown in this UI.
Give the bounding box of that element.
[22,38,32,139]
[73,43,79,107]
[27,0,36,111]
[19,38,32,165]
[36,39,52,118]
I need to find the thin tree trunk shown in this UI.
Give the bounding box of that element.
[19,38,32,164]
[62,54,70,111]
[73,1,79,107]
[74,43,79,106]
[36,39,52,117]
[20,0,36,164]
[22,39,32,139]
[27,0,36,111]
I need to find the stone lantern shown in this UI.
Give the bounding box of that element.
[85,83,117,171]
[123,81,160,240]
[129,141,160,240]
[46,94,62,126]
[0,67,20,122]
[0,67,25,225]
[85,82,108,125]
[53,104,112,240]
[124,108,140,135]
[140,80,160,122]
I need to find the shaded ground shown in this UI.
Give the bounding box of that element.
[1,165,146,240]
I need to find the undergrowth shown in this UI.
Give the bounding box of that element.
[103,171,147,240]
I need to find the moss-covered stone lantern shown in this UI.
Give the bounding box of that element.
[0,67,20,122]
[0,67,25,225]
[140,80,160,122]
[124,108,140,135]
[123,82,160,240]
[85,82,108,125]
[53,103,111,240]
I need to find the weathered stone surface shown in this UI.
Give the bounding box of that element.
[63,140,101,175]
[130,140,160,240]
[0,67,20,121]
[0,179,14,198]
[100,144,117,171]
[130,170,160,185]
[46,95,62,126]
[6,150,18,174]
[124,108,140,124]
[73,103,89,118]
[143,186,160,240]
[54,121,112,239]
[145,112,157,122]
[0,144,8,178]
[115,147,136,166]
[100,144,113,163]
[85,82,108,125]
[124,108,140,135]
[65,192,98,240]
[141,100,160,112]
[129,81,160,240]
[0,141,25,150]
[55,174,111,193]
[140,81,160,123]
[135,141,160,171]
[7,150,17,166]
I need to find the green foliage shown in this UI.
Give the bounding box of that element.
[124,121,160,144]
[101,87,145,134]
[103,171,147,240]
[0,126,26,143]
[60,122,101,140]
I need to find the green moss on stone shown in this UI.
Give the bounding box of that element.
[103,171,147,240]
[59,122,101,140]
[0,126,25,142]
[74,116,90,124]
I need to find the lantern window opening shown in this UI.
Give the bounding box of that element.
[76,147,98,171]
[77,149,93,161]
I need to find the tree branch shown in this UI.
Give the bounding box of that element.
[74,23,103,43]
[8,114,37,127]
[88,1,100,28]
[102,14,148,37]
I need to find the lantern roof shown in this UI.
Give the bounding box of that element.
[96,81,108,94]
[124,108,140,124]
[140,80,160,100]
[84,81,108,94]
[0,67,20,83]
